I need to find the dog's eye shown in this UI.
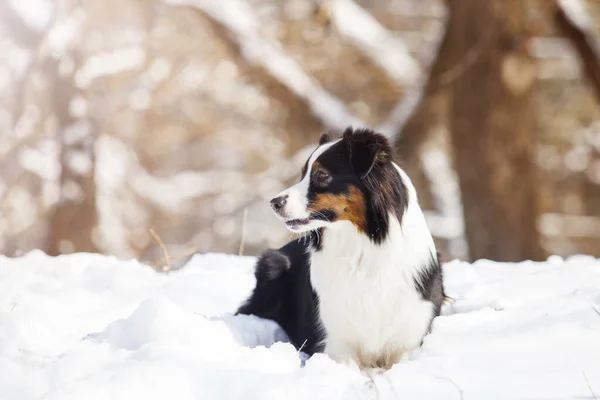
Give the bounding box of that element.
[315,170,330,182]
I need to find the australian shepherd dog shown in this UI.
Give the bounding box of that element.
[238,128,444,371]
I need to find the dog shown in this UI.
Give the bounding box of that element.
[238,127,444,370]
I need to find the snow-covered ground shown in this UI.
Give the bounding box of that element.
[1,251,600,400]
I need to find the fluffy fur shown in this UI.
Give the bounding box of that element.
[237,127,444,370]
[237,239,323,355]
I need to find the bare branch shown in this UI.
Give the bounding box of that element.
[377,89,424,141]
[556,0,600,103]
[323,0,423,87]
[164,0,363,131]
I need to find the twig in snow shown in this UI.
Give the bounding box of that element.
[238,207,248,256]
[151,246,197,268]
[358,367,380,400]
[434,375,465,400]
[370,374,382,400]
[149,228,171,273]
[193,311,208,318]
[382,373,402,400]
[591,303,600,317]
[583,370,598,400]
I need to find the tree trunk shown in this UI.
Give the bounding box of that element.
[47,53,99,255]
[446,0,543,261]
[0,2,98,255]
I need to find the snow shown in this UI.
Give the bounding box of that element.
[1,187,37,233]
[131,170,237,211]
[558,0,600,70]
[18,140,60,182]
[76,46,146,88]
[1,251,600,399]
[0,66,11,92]
[558,0,594,34]
[66,151,92,175]
[420,144,468,258]
[564,145,592,172]
[327,0,423,87]
[376,89,423,139]
[46,8,87,59]
[9,0,53,32]
[146,58,172,84]
[539,213,600,238]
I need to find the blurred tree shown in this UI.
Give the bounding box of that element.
[396,0,544,261]
[0,0,98,255]
[46,50,99,256]
[0,1,45,128]
[446,0,542,261]
[44,0,99,256]
[2,0,600,260]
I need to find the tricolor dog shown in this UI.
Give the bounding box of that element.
[238,128,444,370]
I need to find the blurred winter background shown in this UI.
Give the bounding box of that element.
[1,0,599,266]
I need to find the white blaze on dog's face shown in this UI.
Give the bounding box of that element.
[270,136,340,233]
[270,129,409,242]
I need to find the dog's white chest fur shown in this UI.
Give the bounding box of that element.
[310,178,436,369]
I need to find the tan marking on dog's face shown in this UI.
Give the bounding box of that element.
[311,185,367,232]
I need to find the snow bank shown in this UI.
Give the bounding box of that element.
[1,251,600,399]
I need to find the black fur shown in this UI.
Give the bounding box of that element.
[318,132,336,145]
[413,252,445,332]
[309,228,324,251]
[236,239,323,355]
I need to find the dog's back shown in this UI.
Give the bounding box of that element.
[237,239,323,355]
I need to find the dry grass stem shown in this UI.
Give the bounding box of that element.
[149,228,171,273]
[151,246,197,269]
[238,208,249,256]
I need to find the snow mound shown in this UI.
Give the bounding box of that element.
[1,251,600,399]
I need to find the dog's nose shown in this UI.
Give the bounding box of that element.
[270,195,288,212]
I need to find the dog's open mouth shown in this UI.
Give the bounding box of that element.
[284,218,310,229]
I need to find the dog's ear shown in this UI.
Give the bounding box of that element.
[319,132,336,146]
[343,128,391,179]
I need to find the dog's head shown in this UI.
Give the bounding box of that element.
[270,127,408,243]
